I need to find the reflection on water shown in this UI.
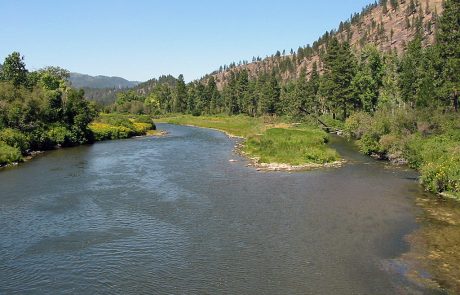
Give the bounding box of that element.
[0,124,449,294]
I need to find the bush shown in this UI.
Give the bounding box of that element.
[97,114,135,129]
[134,115,155,126]
[0,141,22,165]
[132,122,152,134]
[359,131,382,155]
[344,112,373,139]
[420,146,460,198]
[0,128,29,154]
[46,125,72,146]
[344,109,459,197]
[89,122,132,141]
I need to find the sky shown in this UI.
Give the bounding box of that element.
[0,0,373,82]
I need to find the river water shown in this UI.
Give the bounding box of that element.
[0,124,446,294]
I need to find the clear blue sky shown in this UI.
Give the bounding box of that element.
[0,0,373,82]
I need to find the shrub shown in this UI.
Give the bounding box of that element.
[47,125,71,146]
[359,131,382,155]
[344,112,373,139]
[132,122,152,134]
[134,115,155,126]
[420,148,460,198]
[379,134,402,155]
[0,128,29,154]
[0,141,22,165]
[89,122,132,141]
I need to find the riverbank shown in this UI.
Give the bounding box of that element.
[343,109,460,201]
[1,113,164,168]
[89,113,157,141]
[158,115,341,171]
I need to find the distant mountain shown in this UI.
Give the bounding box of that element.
[81,75,178,105]
[69,73,140,89]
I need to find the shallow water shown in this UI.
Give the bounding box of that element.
[0,124,445,294]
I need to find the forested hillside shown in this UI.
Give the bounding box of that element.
[68,73,141,106]
[69,73,139,89]
[210,0,444,88]
[82,74,177,106]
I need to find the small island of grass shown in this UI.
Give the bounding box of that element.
[160,115,340,171]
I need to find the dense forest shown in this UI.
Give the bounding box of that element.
[109,0,459,198]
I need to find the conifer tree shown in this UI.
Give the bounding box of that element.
[436,0,459,111]
[321,38,357,119]
[399,37,423,108]
[174,74,187,113]
[206,77,220,114]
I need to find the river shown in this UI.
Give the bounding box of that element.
[0,124,449,294]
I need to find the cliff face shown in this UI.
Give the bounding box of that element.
[210,0,444,89]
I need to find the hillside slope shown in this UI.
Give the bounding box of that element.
[210,0,444,89]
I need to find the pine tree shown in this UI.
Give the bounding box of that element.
[236,70,250,114]
[293,68,309,115]
[321,38,357,119]
[186,82,197,114]
[259,72,280,115]
[352,45,384,112]
[399,37,423,108]
[174,74,187,113]
[206,77,220,114]
[379,52,401,108]
[224,72,239,115]
[436,0,460,111]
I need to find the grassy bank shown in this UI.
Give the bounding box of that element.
[161,114,265,138]
[159,115,339,168]
[344,109,460,200]
[89,113,156,141]
[0,113,158,167]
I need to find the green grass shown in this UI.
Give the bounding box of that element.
[159,114,339,166]
[159,114,265,138]
[244,128,339,165]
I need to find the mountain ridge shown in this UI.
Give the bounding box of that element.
[69,72,140,89]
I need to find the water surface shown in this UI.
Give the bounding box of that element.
[0,124,444,294]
